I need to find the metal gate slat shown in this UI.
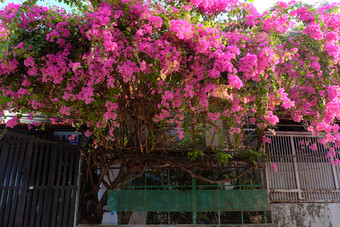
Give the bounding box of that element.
[51,144,65,227]
[2,183,14,226]
[62,147,75,227]
[0,142,8,225]
[35,143,50,227]
[0,143,8,185]
[64,151,75,226]
[0,189,9,226]
[2,143,14,186]
[69,148,80,226]
[57,145,70,227]
[63,189,72,227]
[10,143,28,226]
[15,140,34,227]
[35,189,46,227]
[24,142,40,227]
[8,143,24,226]
[28,189,39,227]
[29,142,46,227]
[62,146,71,188]
[50,189,60,227]
[56,190,66,227]
[41,143,51,186]
[0,130,80,227]
[42,144,57,227]
[1,143,16,227]
[48,144,58,186]
[69,189,78,226]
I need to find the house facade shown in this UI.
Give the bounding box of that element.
[266,131,340,227]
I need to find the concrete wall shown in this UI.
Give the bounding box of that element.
[270,203,340,227]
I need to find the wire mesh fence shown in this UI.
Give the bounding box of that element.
[77,167,271,225]
[93,210,272,225]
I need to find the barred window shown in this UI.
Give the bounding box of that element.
[265,132,340,202]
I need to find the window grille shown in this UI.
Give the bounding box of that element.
[265,131,340,202]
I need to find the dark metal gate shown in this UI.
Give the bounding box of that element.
[0,131,80,227]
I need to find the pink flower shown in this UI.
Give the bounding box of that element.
[208,112,220,121]
[278,88,295,109]
[0,24,8,40]
[190,0,238,15]
[103,111,117,121]
[184,5,192,11]
[295,7,315,23]
[208,69,220,79]
[184,85,195,98]
[60,106,71,116]
[162,91,175,101]
[105,101,119,111]
[327,151,336,159]
[169,19,193,40]
[293,114,303,122]
[117,60,138,83]
[324,44,340,58]
[148,15,162,28]
[6,115,19,128]
[309,143,317,151]
[84,130,92,138]
[17,42,24,49]
[325,31,338,43]
[197,38,209,53]
[311,61,320,71]
[327,86,340,101]
[262,136,271,143]
[245,14,257,26]
[24,57,35,67]
[70,62,81,72]
[303,23,323,40]
[228,74,243,89]
[177,129,184,139]
[262,15,292,33]
[238,53,259,81]
[68,134,76,140]
[330,159,340,166]
[226,45,240,55]
[271,162,277,172]
[266,111,279,125]
[103,40,117,51]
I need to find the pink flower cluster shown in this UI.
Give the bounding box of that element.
[238,53,259,81]
[266,111,279,126]
[190,0,238,15]
[325,31,339,43]
[208,112,220,121]
[0,0,340,165]
[0,24,8,40]
[303,23,323,40]
[324,44,340,58]
[169,19,193,40]
[278,88,295,109]
[228,74,243,89]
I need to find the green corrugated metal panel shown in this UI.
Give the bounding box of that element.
[107,189,269,212]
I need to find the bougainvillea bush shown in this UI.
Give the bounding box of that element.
[0,0,340,167]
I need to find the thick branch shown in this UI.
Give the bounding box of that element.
[180,164,254,184]
[114,163,149,189]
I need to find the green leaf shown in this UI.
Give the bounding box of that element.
[215,150,232,164]
[187,149,205,161]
